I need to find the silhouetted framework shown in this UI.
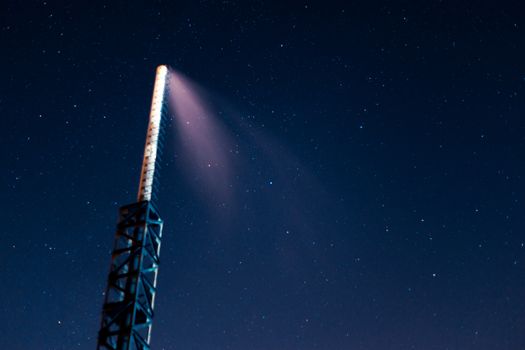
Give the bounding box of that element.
[97,65,170,350]
[97,201,163,350]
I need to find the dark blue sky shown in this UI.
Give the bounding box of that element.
[2,1,525,349]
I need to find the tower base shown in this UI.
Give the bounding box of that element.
[97,201,163,350]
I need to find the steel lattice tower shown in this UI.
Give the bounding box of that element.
[97,65,170,350]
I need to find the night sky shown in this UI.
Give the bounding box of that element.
[2,1,525,349]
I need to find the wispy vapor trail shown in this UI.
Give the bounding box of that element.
[167,68,343,253]
[168,69,235,208]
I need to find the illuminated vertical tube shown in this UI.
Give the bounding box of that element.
[138,65,169,202]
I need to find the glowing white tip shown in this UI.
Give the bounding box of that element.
[138,65,169,202]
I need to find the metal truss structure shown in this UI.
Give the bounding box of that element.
[97,65,169,350]
[97,201,163,349]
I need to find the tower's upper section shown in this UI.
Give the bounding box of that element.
[137,65,169,202]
